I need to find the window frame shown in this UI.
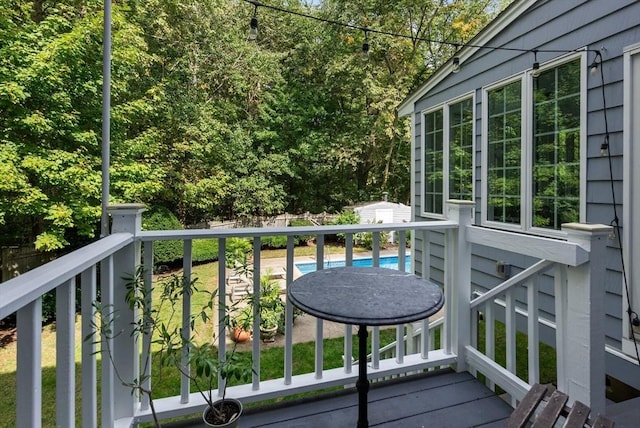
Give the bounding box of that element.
[421,92,476,218]
[480,51,587,238]
[481,74,526,232]
[622,41,640,357]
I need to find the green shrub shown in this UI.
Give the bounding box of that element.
[289,219,314,245]
[225,237,252,269]
[142,206,184,267]
[354,229,390,250]
[192,239,219,263]
[330,210,360,243]
[261,235,288,249]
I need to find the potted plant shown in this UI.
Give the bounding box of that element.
[88,269,253,427]
[86,267,181,427]
[163,336,252,427]
[154,277,253,427]
[244,272,286,342]
[259,308,280,342]
[228,305,252,343]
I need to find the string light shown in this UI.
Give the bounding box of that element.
[452,56,460,73]
[241,0,601,61]
[362,30,370,58]
[590,51,601,76]
[531,51,540,78]
[248,4,258,41]
[240,0,640,366]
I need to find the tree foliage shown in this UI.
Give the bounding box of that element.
[0,0,507,250]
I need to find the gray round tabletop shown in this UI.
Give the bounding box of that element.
[287,266,444,326]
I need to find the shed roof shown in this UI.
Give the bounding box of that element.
[347,201,410,211]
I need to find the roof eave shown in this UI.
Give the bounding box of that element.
[397,0,540,118]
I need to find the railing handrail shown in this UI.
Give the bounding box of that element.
[469,259,554,309]
[466,225,589,266]
[136,220,458,241]
[0,233,133,319]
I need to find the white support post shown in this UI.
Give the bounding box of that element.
[315,235,324,379]
[252,237,261,390]
[445,200,474,371]
[526,280,540,385]
[100,256,114,427]
[56,278,76,427]
[181,240,192,403]
[16,298,42,428]
[285,236,295,383]
[559,223,612,415]
[81,266,97,428]
[107,204,145,421]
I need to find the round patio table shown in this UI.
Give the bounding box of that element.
[287,266,444,428]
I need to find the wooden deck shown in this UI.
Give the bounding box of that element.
[165,369,514,427]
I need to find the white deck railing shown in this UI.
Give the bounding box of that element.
[0,201,611,427]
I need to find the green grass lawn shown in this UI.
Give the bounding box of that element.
[477,320,557,388]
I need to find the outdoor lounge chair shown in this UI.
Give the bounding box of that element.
[227,273,252,301]
[262,266,287,280]
[507,383,614,428]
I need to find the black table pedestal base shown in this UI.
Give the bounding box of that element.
[287,267,444,428]
[357,325,369,428]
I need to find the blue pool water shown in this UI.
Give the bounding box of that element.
[295,255,411,275]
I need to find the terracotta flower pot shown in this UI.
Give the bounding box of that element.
[230,327,251,343]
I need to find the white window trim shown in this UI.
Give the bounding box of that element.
[527,52,587,238]
[481,74,526,232]
[480,52,587,239]
[421,104,446,219]
[421,92,476,219]
[622,41,640,357]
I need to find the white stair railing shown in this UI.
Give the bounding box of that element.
[463,223,612,414]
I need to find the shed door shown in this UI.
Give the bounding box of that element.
[375,209,394,224]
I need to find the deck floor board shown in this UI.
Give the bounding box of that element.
[165,369,514,427]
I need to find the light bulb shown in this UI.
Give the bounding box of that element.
[532,62,540,78]
[600,142,608,157]
[452,57,460,74]
[362,41,370,58]
[249,16,258,41]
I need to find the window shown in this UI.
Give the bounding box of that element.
[423,108,444,214]
[482,55,584,232]
[422,96,474,216]
[449,98,474,200]
[532,60,581,229]
[487,80,522,224]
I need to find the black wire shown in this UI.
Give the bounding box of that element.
[245,0,640,364]
[242,0,597,56]
[598,51,640,364]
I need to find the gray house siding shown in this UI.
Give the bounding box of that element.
[406,0,640,388]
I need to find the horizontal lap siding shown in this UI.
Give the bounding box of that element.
[411,0,640,385]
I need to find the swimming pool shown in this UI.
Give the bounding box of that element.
[295,254,411,275]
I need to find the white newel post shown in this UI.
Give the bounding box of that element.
[108,204,146,422]
[559,223,612,415]
[445,200,474,370]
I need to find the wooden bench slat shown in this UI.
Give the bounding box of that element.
[506,384,548,428]
[507,383,615,428]
[532,390,568,428]
[564,400,590,428]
